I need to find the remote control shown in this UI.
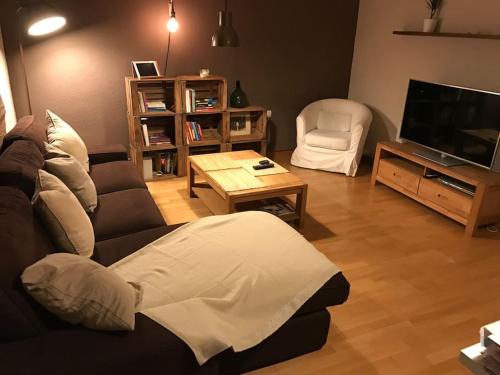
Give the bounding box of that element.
[259,160,270,165]
[253,163,275,170]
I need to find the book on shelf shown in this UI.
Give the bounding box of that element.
[185,88,196,112]
[184,121,220,144]
[141,123,150,146]
[138,90,168,112]
[141,123,172,147]
[152,151,177,176]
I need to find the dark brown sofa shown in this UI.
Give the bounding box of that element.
[0,116,350,375]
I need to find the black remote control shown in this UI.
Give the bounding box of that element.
[253,163,275,170]
[259,160,270,165]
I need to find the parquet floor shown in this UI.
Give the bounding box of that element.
[146,151,500,375]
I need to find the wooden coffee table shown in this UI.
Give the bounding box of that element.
[187,150,308,228]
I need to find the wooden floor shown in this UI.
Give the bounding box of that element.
[147,151,500,375]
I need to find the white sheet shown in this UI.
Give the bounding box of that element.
[110,211,339,365]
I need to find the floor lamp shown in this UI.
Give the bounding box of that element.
[16,0,66,115]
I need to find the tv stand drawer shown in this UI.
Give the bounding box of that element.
[418,178,473,218]
[378,159,421,194]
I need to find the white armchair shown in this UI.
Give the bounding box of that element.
[291,99,372,176]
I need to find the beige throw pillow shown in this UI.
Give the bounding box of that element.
[22,253,142,331]
[46,110,89,172]
[44,143,97,213]
[33,170,94,257]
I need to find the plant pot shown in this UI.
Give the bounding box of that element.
[423,18,439,33]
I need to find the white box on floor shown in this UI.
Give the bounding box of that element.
[143,157,153,180]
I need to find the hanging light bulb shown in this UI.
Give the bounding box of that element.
[166,0,179,33]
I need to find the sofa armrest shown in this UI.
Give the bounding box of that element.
[87,144,128,165]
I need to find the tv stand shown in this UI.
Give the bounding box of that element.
[371,141,500,236]
[413,148,465,167]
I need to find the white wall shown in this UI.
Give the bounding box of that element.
[349,0,500,155]
[0,28,16,133]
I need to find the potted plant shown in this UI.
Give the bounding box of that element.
[423,0,442,32]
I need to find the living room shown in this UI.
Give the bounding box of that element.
[1,0,499,374]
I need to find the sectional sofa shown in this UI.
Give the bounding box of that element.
[0,115,350,374]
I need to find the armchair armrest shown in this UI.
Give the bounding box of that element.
[296,108,317,145]
[87,144,128,165]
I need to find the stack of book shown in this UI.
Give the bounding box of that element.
[195,98,218,112]
[185,121,203,143]
[185,89,218,112]
[138,90,168,112]
[141,122,172,147]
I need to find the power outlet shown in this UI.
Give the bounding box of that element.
[266,110,272,119]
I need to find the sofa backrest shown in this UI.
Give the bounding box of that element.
[0,186,57,341]
[1,115,48,154]
[0,139,45,198]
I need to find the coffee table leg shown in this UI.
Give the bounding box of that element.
[226,198,236,214]
[296,185,308,228]
[187,159,196,198]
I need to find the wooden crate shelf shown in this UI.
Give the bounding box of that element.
[126,75,268,179]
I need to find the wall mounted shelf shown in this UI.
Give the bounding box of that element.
[393,31,500,40]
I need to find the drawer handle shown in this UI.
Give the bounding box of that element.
[437,193,441,197]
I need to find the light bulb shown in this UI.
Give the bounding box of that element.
[28,16,66,36]
[167,17,179,33]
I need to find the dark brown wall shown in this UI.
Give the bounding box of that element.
[1,0,359,150]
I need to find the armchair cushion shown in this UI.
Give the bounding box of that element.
[317,110,351,132]
[304,130,351,151]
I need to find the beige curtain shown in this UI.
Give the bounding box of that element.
[0,94,5,136]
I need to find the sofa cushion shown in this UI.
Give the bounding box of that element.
[1,115,48,154]
[305,129,351,151]
[90,160,146,195]
[87,144,128,165]
[294,272,350,317]
[44,143,98,213]
[93,225,183,267]
[46,110,89,172]
[0,187,55,341]
[0,140,44,198]
[317,110,352,132]
[22,253,142,331]
[90,188,166,242]
[0,313,213,375]
[33,170,95,257]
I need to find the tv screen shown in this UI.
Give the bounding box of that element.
[400,80,500,169]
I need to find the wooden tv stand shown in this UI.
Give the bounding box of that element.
[371,141,500,236]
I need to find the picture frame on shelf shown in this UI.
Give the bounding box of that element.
[230,114,251,136]
[132,61,160,79]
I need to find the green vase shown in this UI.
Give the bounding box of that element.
[230,80,249,108]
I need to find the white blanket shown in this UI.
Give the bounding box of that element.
[110,211,339,365]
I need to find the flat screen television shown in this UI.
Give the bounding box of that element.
[400,79,500,171]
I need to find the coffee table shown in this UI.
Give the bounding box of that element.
[187,150,308,228]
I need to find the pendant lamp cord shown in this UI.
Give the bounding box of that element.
[164,32,171,76]
[16,6,33,115]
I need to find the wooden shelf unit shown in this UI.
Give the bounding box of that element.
[125,76,268,181]
[393,31,500,40]
[371,141,500,236]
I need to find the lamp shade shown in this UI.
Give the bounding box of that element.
[211,11,239,47]
[18,3,66,37]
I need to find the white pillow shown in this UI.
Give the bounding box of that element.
[46,110,89,172]
[44,143,97,213]
[22,253,142,331]
[317,110,352,132]
[32,170,95,257]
